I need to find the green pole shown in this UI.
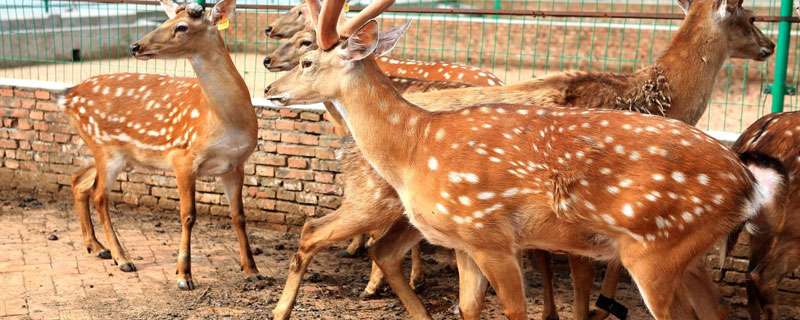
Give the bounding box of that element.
[44,0,50,13]
[771,0,793,113]
[493,0,501,20]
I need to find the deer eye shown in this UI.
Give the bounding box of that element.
[301,60,312,68]
[300,40,312,47]
[175,24,189,33]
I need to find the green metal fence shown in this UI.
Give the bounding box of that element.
[0,0,797,133]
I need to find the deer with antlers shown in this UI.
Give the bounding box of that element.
[729,112,799,320]
[62,0,261,290]
[265,18,782,320]
[268,0,775,319]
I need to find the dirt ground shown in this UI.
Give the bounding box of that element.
[2,193,799,320]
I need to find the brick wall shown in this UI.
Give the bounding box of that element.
[0,83,345,233]
[1,82,798,311]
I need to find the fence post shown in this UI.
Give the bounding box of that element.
[44,0,50,13]
[771,0,794,113]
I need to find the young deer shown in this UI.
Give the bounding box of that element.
[266,19,781,320]
[264,2,504,88]
[62,0,260,290]
[731,112,798,320]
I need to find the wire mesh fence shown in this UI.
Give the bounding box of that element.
[0,0,797,133]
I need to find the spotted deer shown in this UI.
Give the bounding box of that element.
[263,3,503,88]
[270,0,775,319]
[62,0,261,290]
[729,112,798,320]
[265,19,783,320]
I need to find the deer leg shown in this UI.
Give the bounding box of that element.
[220,165,259,277]
[173,163,196,290]
[568,255,595,320]
[369,218,430,320]
[528,250,559,320]
[589,260,622,320]
[620,250,681,320]
[470,249,527,320]
[71,165,110,259]
[92,156,134,272]
[273,203,397,320]
[361,260,386,298]
[409,243,425,290]
[343,234,367,256]
[746,232,774,320]
[455,249,488,320]
[680,257,726,320]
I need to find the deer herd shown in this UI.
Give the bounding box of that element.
[52,0,800,319]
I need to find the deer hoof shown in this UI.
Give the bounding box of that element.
[119,262,137,272]
[359,289,379,300]
[409,278,426,292]
[177,278,195,290]
[97,249,112,259]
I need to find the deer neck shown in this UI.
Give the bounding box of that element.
[189,34,257,132]
[656,14,729,125]
[333,58,429,188]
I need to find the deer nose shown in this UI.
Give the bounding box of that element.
[264,84,272,95]
[263,57,272,68]
[264,26,273,36]
[760,46,775,58]
[129,43,141,55]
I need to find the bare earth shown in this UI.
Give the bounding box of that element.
[2,193,799,320]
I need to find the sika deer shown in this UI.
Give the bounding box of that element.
[266,19,782,320]
[63,0,260,290]
[271,0,775,318]
[731,112,798,320]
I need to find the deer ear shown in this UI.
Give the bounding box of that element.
[338,20,380,61]
[375,21,411,57]
[210,0,237,25]
[159,0,179,19]
[675,0,691,15]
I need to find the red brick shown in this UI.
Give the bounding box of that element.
[14,89,34,98]
[0,139,17,149]
[287,157,308,169]
[260,129,281,141]
[300,112,321,121]
[275,119,296,130]
[251,154,285,166]
[36,102,59,111]
[276,168,314,181]
[315,148,336,160]
[277,144,315,157]
[29,110,44,120]
[34,90,50,100]
[314,172,334,183]
[279,108,299,118]
[0,88,12,97]
[255,165,275,177]
[19,98,35,109]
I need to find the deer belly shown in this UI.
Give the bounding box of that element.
[198,157,236,176]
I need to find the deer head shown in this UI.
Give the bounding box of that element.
[130,0,236,60]
[677,0,774,61]
[265,20,409,105]
[265,3,311,39]
[264,30,318,72]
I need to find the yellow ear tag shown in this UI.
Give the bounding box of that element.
[343,2,350,13]
[217,17,230,31]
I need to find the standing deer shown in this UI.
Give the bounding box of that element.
[265,19,781,320]
[62,0,260,290]
[731,112,799,320]
[269,0,775,319]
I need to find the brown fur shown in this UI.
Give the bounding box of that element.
[64,0,261,290]
[271,0,775,319]
[732,112,800,320]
